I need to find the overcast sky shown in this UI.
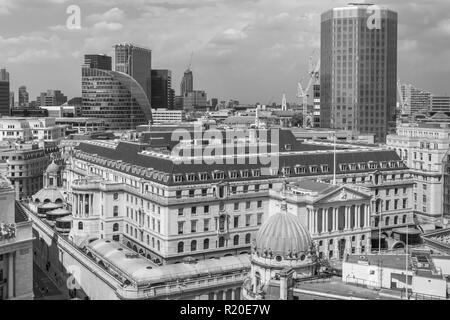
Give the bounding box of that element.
[1,0,450,104]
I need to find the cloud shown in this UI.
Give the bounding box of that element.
[87,7,125,23]
[92,21,123,31]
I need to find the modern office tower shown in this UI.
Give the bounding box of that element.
[68,97,83,117]
[0,176,34,300]
[82,65,153,130]
[18,86,29,108]
[114,44,152,104]
[400,84,431,114]
[37,90,67,106]
[169,88,175,110]
[84,54,112,71]
[9,91,14,109]
[321,3,398,142]
[180,69,193,96]
[183,90,207,110]
[0,69,10,116]
[174,95,184,110]
[430,96,450,113]
[151,70,172,110]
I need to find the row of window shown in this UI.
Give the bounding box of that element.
[177,234,252,253]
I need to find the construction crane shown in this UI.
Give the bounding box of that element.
[187,52,194,70]
[297,54,320,128]
[397,80,410,115]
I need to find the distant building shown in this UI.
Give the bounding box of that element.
[313,84,321,128]
[321,3,398,142]
[68,97,83,117]
[0,141,59,200]
[55,117,105,134]
[211,98,219,110]
[0,69,10,116]
[18,86,29,108]
[37,90,67,107]
[152,108,185,124]
[41,106,76,118]
[183,90,207,111]
[180,69,193,96]
[0,117,67,143]
[114,44,152,104]
[0,176,34,300]
[401,84,431,115]
[174,95,184,110]
[430,96,450,113]
[84,54,112,71]
[151,70,173,109]
[9,91,14,109]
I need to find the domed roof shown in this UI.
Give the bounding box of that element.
[33,188,65,204]
[46,161,60,174]
[255,202,312,258]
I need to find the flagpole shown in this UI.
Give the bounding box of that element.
[333,132,336,186]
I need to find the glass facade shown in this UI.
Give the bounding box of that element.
[82,67,152,130]
[321,4,398,142]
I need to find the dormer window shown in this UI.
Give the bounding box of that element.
[229,171,238,179]
[295,166,306,174]
[173,175,183,183]
[310,166,319,173]
[213,171,225,180]
[359,163,367,170]
[369,162,377,170]
[285,144,292,151]
[340,164,349,171]
[321,165,329,173]
[282,167,291,176]
[349,163,357,171]
[241,170,249,178]
[252,169,261,177]
[186,174,196,182]
[199,173,208,181]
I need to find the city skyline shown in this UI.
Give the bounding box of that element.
[1,0,450,104]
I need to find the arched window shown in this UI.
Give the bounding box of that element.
[385,217,390,226]
[157,240,160,251]
[126,224,129,234]
[204,239,209,250]
[191,240,197,252]
[78,222,83,230]
[101,223,104,231]
[113,206,119,217]
[113,223,119,232]
[233,235,239,246]
[152,238,155,248]
[245,233,251,244]
[146,235,150,245]
[219,237,225,248]
[134,229,137,238]
[403,215,407,224]
[178,242,184,253]
[394,216,398,225]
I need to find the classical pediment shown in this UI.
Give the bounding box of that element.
[314,187,370,205]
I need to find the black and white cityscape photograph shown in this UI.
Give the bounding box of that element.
[1,0,450,312]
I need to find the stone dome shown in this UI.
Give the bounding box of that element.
[255,202,312,258]
[46,161,60,174]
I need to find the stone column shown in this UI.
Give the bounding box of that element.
[356,206,360,229]
[314,210,319,234]
[323,209,327,234]
[8,252,14,299]
[231,289,236,300]
[365,205,371,228]
[345,207,350,230]
[333,208,338,232]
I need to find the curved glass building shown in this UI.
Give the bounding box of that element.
[82,67,153,130]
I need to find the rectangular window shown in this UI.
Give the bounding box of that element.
[204,219,210,232]
[178,222,184,235]
[234,216,239,228]
[191,221,197,233]
[246,215,251,227]
[204,206,209,214]
[234,203,239,211]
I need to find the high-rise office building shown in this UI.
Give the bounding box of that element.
[114,44,152,104]
[151,70,173,109]
[183,90,207,110]
[82,64,153,130]
[400,84,431,115]
[0,69,10,116]
[18,86,29,108]
[180,69,193,96]
[84,54,112,71]
[321,3,398,142]
[36,90,67,106]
